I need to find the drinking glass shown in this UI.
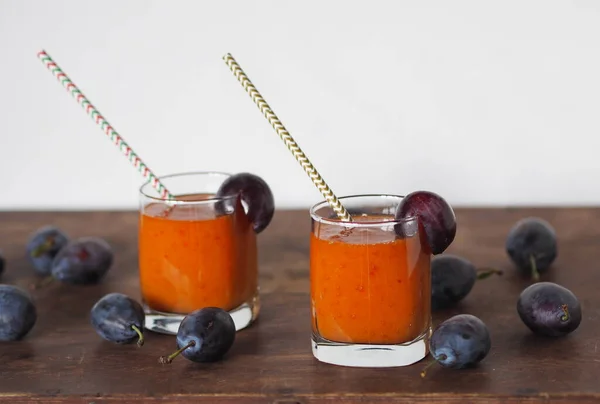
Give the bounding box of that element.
[310,194,431,367]
[138,171,259,334]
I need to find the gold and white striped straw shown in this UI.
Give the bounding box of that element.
[222,53,352,222]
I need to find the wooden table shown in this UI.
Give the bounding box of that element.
[0,208,599,403]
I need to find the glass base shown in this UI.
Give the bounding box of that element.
[311,326,431,368]
[143,292,260,335]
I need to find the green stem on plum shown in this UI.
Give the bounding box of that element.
[131,325,144,347]
[158,340,195,364]
[529,255,540,282]
[30,275,55,290]
[560,304,570,322]
[420,354,446,378]
[30,237,55,258]
[475,267,504,280]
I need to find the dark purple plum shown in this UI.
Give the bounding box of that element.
[506,217,557,281]
[0,252,4,277]
[422,314,491,377]
[51,237,113,285]
[431,255,502,311]
[395,190,456,255]
[215,173,275,234]
[26,226,69,276]
[0,284,37,341]
[91,293,145,346]
[159,307,236,364]
[517,282,581,337]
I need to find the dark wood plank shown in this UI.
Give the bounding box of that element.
[0,208,599,403]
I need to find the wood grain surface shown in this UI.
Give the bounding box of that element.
[0,208,599,404]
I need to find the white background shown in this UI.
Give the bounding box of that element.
[1,0,600,210]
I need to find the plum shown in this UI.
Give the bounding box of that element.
[91,293,145,346]
[422,314,491,377]
[216,173,275,234]
[159,307,236,364]
[26,226,69,276]
[0,285,37,341]
[395,190,456,255]
[51,237,113,284]
[431,255,502,311]
[506,217,557,281]
[517,282,581,337]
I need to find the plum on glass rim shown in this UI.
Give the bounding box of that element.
[395,190,457,255]
[216,173,275,234]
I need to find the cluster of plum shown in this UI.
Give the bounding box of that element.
[401,191,581,377]
[0,173,275,365]
[0,228,114,341]
[0,181,582,374]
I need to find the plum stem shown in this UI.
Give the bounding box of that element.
[560,304,570,322]
[420,354,446,378]
[158,340,195,364]
[30,275,54,290]
[476,267,503,280]
[30,237,55,258]
[131,325,144,347]
[529,255,540,282]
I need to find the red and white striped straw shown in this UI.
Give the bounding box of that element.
[37,50,173,200]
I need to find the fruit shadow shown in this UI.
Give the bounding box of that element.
[497,264,560,302]
[85,336,175,395]
[169,322,265,374]
[89,330,176,376]
[90,337,159,360]
[32,282,116,335]
[420,363,493,392]
[515,265,559,285]
[432,302,472,325]
[0,341,37,363]
[225,319,264,357]
[512,329,585,367]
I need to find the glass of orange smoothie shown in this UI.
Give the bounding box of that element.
[138,172,265,335]
[310,194,432,367]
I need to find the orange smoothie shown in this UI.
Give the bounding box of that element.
[139,194,258,314]
[310,216,431,345]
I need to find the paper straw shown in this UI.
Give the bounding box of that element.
[37,50,173,200]
[222,53,352,222]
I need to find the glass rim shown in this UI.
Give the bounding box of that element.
[309,193,418,227]
[139,171,238,204]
